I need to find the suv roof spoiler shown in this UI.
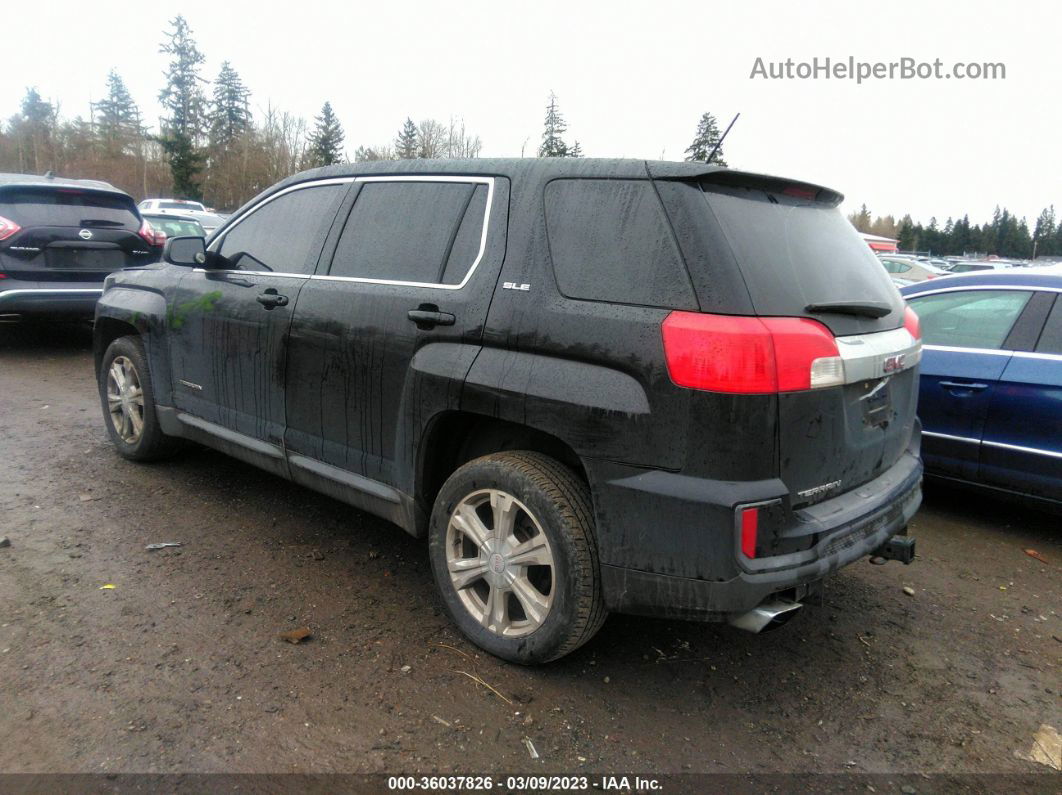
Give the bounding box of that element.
[646,163,843,207]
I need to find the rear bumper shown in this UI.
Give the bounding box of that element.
[0,280,104,321]
[597,452,922,621]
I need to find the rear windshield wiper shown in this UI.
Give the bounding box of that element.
[805,301,892,318]
[80,219,127,227]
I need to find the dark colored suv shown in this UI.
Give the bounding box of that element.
[93,159,922,663]
[0,173,162,323]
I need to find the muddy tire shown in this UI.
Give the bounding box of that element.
[98,335,182,461]
[428,451,607,664]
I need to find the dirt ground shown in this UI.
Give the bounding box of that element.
[0,324,1058,779]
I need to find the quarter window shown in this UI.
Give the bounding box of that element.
[545,179,695,308]
[216,184,346,274]
[909,289,1033,350]
[328,181,488,285]
[1035,297,1062,355]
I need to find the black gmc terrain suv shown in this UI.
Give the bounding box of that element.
[0,173,162,322]
[94,159,921,663]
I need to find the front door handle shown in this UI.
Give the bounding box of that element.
[408,304,455,329]
[256,288,289,310]
[939,380,988,392]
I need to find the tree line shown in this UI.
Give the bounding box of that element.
[849,204,1062,260]
[0,16,486,210]
[0,16,735,212]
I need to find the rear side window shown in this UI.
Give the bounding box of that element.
[908,289,1032,349]
[328,181,487,285]
[0,187,140,229]
[545,179,695,309]
[881,258,912,274]
[216,184,345,274]
[1036,297,1062,354]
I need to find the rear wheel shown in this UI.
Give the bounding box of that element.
[428,451,606,663]
[98,335,182,461]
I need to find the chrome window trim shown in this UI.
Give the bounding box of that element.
[906,284,1062,298]
[982,439,1062,460]
[923,345,1062,361]
[1012,350,1062,362]
[203,175,496,290]
[923,344,1011,356]
[922,430,979,445]
[0,288,104,301]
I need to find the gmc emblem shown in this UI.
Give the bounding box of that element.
[883,353,906,374]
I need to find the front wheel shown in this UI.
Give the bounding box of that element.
[98,335,182,461]
[428,451,606,664]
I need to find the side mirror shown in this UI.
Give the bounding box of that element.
[163,235,208,267]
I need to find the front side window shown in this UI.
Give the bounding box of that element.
[216,184,345,274]
[909,289,1033,350]
[328,180,488,285]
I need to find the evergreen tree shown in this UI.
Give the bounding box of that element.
[158,15,207,198]
[209,61,251,151]
[538,92,569,158]
[568,140,584,158]
[394,117,418,159]
[684,112,728,166]
[849,203,873,233]
[897,215,916,251]
[13,88,57,172]
[94,70,142,157]
[304,101,345,167]
[1033,206,1056,257]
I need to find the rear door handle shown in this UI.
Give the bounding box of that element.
[256,289,289,309]
[408,306,455,329]
[939,381,988,392]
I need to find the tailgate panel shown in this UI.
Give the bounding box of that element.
[45,247,126,270]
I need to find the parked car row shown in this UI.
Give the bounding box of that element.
[0,173,217,324]
[0,174,164,323]
[137,198,226,235]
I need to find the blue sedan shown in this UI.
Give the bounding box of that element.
[901,268,1062,508]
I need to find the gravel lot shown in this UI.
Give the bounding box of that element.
[0,324,1058,779]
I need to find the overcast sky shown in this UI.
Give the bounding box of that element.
[6,0,1059,225]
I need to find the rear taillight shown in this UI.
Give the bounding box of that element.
[904,306,921,340]
[138,219,166,247]
[0,215,21,242]
[661,311,844,394]
[740,507,759,558]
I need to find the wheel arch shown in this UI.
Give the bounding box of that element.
[415,411,590,535]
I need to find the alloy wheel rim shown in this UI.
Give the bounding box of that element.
[445,488,555,638]
[106,356,145,444]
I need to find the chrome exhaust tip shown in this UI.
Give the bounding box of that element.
[728,599,803,634]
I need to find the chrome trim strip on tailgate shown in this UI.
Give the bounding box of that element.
[835,327,921,383]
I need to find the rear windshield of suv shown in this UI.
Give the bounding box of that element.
[0,187,140,229]
[701,184,900,320]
